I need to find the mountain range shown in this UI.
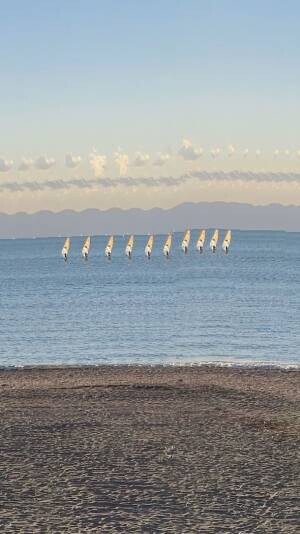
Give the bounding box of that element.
[0,202,299,238]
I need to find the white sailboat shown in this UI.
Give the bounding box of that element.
[222,230,231,254]
[82,236,91,260]
[61,237,70,261]
[125,235,134,258]
[210,230,219,253]
[196,229,206,253]
[105,236,114,259]
[145,235,154,259]
[163,233,172,258]
[181,229,191,254]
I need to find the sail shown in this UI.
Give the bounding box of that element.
[105,235,114,257]
[196,229,206,251]
[61,237,70,258]
[210,229,219,251]
[222,230,231,252]
[125,235,134,257]
[127,235,134,248]
[181,229,191,252]
[145,235,154,257]
[64,238,70,253]
[82,236,91,257]
[107,236,114,249]
[146,235,154,249]
[163,233,172,256]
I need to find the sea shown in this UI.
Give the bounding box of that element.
[0,230,299,368]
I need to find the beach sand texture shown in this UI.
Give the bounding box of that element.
[0,365,299,533]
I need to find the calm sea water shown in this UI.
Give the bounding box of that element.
[0,230,299,367]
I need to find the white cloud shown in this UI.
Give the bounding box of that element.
[133,151,150,167]
[35,155,56,170]
[274,149,280,158]
[0,157,14,172]
[178,139,203,160]
[255,149,261,158]
[89,151,107,177]
[153,152,170,166]
[211,148,221,158]
[243,148,249,158]
[65,153,82,168]
[284,149,290,157]
[227,144,235,157]
[18,158,34,171]
[114,151,129,176]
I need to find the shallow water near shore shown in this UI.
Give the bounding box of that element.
[0,230,299,367]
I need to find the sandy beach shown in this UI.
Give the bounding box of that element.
[0,365,299,533]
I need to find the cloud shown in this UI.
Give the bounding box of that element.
[255,149,261,158]
[0,157,14,172]
[243,148,249,158]
[227,145,235,157]
[178,139,203,160]
[35,156,56,170]
[65,153,82,168]
[211,148,221,158]
[153,152,170,166]
[114,151,129,176]
[18,158,34,171]
[274,149,280,158]
[133,152,150,167]
[89,151,107,177]
[1,171,300,194]
[190,170,300,183]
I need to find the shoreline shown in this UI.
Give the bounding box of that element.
[1,365,299,532]
[0,360,300,372]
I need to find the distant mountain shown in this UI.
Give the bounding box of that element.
[0,202,299,238]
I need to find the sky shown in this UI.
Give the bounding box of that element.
[1,0,300,213]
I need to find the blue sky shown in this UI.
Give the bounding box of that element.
[0,1,300,211]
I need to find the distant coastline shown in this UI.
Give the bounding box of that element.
[1,201,300,238]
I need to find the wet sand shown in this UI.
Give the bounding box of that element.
[0,365,299,533]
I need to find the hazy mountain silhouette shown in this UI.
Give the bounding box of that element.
[0,202,299,238]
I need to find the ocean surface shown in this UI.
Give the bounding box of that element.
[0,230,299,367]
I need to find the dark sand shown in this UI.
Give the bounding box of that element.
[0,365,299,533]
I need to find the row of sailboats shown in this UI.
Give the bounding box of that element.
[61,230,232,261]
